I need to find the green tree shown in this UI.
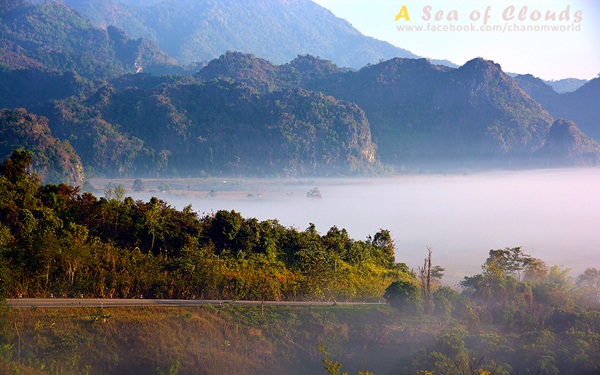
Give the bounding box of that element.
[370,229,395,268]
[0,149,34,182]
[204,210,243,254]
[384,280,421,313]
[0,224,12,299]
[319,344,373,375]
[144,197,164,252]
[433,286,460,318]
[132,179,145,192]
[103,184,126,236]
[486,247,533,280]
[576,268,600,307]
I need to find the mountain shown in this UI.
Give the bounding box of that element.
[205,54,564,169]
[437,59,552,155]
[515,75,600,144]
[4,37,598,181]
[0,69,88,116]
[0,1,183,79]
[550,78,600,143]
[197,52,345,92]
[535,119,600,166]
[300,57,554,169]
[60,0,424,69]
[0,108,84,184]
[543,78,588,94]
[48,75,379,177]
[514,74,559,106]
[55,53,579,176]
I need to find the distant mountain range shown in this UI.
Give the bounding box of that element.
[197,53,599,170]
[1,0,599,183]
[59,0,458,69]
[514,74,600,143]
[542,78,588,94]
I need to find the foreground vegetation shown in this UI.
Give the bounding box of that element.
[1,150,599,374]
[1,269,599,375]
[0,150,403,301]
[2,303,405,375]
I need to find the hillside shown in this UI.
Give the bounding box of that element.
[549,78,600,143]
[197,53,574,169]
[535,118,600,166]
[514,74,560,108]
[49,75,380,178]
[61,0,422,68]
[1,2,598,180]
[197,52,345,93]
[4,51,599,181]
[2,44,599,181]
[0,108,84,185]
[303,57,555,168]
[0,1,183,79]
[514,75,600,144]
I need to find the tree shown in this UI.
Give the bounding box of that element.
[307,187,321,199]
[384,280,421,313]
[319,344,373,375]
[522,258,548,284]
[132,179,145,192]
[0,224,12,299]
[433,286,459,317]
[575,268,600,306]
[370,229,395,268]
[144,197,164,252]
[0,149,34,182]
[486,247,533,280]
[418,246,445,313]
[103,184,126,236]
[204,210,243,254]
[418,246,434,313]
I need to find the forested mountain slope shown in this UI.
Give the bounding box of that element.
[0,0,183,79]
[61,0,423,68]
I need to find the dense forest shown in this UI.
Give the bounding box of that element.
[0,150,401,301]
[1,150,599,374]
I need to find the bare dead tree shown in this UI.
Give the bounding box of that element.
[418,246,433,313]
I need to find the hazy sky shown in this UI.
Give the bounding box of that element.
[312,0,600,80]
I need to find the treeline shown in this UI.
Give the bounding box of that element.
[383,247,600,375]
[0,150,404,301]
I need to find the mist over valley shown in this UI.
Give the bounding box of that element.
[105,167,600,285]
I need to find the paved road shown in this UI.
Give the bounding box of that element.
[7,298,382,308]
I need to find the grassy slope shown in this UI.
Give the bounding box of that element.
[0,304,435,375]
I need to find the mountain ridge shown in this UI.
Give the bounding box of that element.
[536,118,600,166]
[0,1,184,79]
[515,74,600,143]
[59,0,438,69]
[1,1,599,182]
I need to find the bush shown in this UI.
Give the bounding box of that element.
[384,280,422,314]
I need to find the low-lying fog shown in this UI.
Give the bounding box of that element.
[115,168,600,285]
